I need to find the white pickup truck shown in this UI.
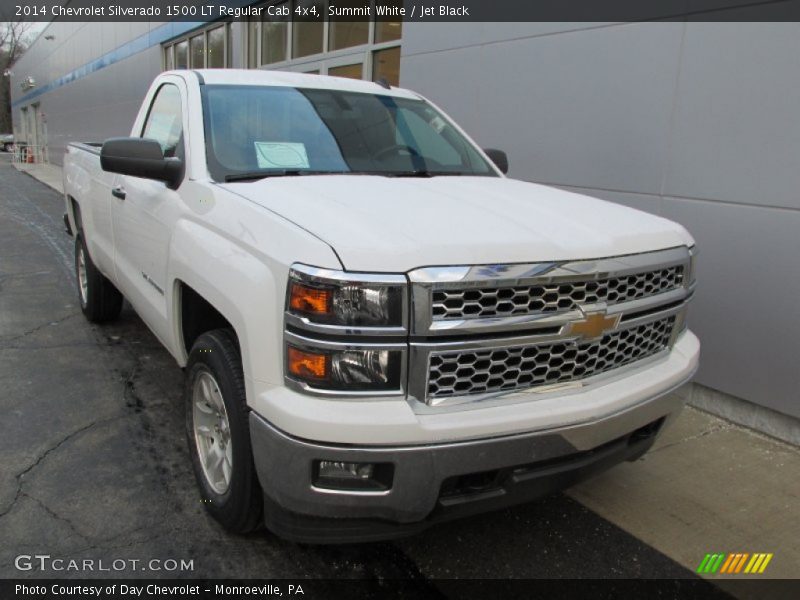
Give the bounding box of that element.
[63,69,699,542]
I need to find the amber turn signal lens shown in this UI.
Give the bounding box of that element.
[287,346,329,380]
[289,282,332,315]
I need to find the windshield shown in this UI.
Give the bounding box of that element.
[201,85,496,181]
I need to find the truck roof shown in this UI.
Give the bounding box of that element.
[174,69,421,100]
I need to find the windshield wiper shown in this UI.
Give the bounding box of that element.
[382,170,468,178]
[224,169,470,182]
[224,170,347,182]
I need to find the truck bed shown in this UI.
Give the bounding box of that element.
[68,141,103,155]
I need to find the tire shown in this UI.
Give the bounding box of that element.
[185,328,263,533]
[74,234,123,323]
[3,143,12,153]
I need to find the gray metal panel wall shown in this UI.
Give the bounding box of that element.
[400,20,800,418]
[11,22,168,165]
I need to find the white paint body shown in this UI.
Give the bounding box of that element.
[62,69,699,446]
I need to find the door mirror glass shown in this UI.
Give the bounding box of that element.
[100,137,183,188]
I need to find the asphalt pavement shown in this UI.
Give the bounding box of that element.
[0,154,733,593]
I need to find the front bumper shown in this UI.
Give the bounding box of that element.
[251,331,699,445]
[250,376,691,543]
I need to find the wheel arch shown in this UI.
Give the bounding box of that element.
[167,222,281,391]
[177,280,239,359]
[67,195,82,235]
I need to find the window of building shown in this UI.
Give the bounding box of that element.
[246,1,402,85]
[328,63,363,80]
[374,21,402,43]
[175,40,188,69]
[248,19,259,68]
[207,26,225,68]
[328,0,370,51]
[292,0,325,58]
[190,34,205,68]
[372,46,400,86]
[19,107,28,143]
[328,20,369,51]
[261,5,289,65]
[163,24,231,70]
[164,46,175,70]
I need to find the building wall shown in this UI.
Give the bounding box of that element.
[10,14,400,165]
[10,21,215,165]
[400,20,800,419]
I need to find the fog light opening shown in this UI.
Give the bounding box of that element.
[313,460,394,492]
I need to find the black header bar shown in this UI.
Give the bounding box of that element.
[2,0,800,22]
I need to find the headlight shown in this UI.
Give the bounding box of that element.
[284,265,408,396]
[286,342,403,392]
[286,265,407,329]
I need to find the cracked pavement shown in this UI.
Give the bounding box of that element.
[1,154,794,591]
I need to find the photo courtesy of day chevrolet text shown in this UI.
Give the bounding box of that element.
[15,583,303,597]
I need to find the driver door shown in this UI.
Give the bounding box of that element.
[110,80,186,343]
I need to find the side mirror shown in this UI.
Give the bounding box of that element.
[100,137,183,189]
[484,148,509,174]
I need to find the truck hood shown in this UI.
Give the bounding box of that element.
[222,176,693,272]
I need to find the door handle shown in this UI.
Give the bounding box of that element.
[111,185,126,200]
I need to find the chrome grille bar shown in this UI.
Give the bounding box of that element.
[426,316,675,403]
[431,264,683,320]
[409,246,692,338]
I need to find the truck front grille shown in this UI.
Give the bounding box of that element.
[427,316,675,400]
[431,265,684,320]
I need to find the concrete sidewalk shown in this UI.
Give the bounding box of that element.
[568,405,800,583]
[12,161,64,194]
[10,157,800,589]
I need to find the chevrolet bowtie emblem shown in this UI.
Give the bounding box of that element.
[566,311,621,341]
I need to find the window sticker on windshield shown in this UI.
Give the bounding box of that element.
[254,142,310,169]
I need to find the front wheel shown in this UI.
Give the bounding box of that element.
[185,328,263,533]
[74,234,123,323]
